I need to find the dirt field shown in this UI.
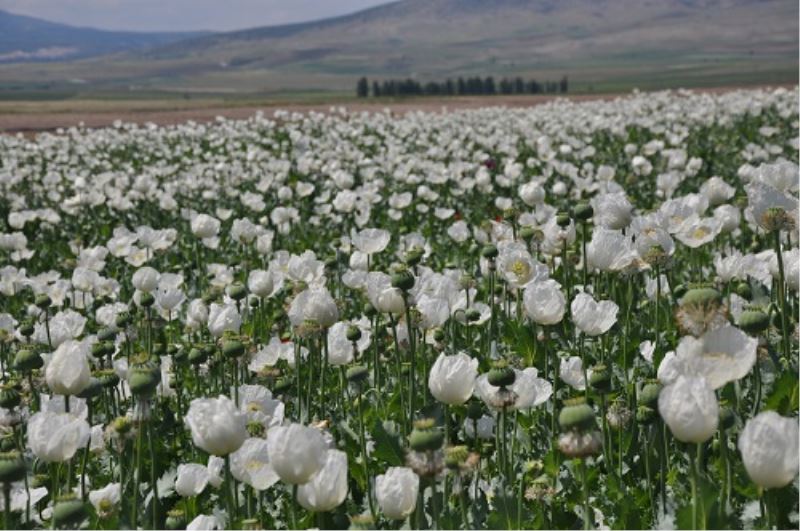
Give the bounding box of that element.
[0,87,787,136]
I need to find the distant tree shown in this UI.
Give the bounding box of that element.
[483,77,496,95]
[457,77,466,95]
[372,81,381,97]
[356,77,369,98]
[514,77,525,94]
[499,78,513,94]
[560,75,569,93]
[445,79,455,95]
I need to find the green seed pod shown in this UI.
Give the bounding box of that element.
[97,370,120,389]
[97,328,116,341]
[222,340,246,359]
[719,405,736,431]
[76,378,104,400]
[0,438,14,452]
[770,309,783,329]
[639,381,661,408]
[52,495,89,528]
[127,364,160,397]
[34,294,52,309]
[139,292,155,308]
[556,212,571,227]
[172,348,187,363]
[465,308,481,322]
[391,270,415,291]
[573,202,594,221]
[324,257,338,269]
[672,284,688,300]
[346,325,362,342]
[0,451,25,483]
[409,427,444,452]
[346,365,369,384]
[18,322,34,338]
[404,249,423,267]
[0,387,20,410]
[445,445,469,470]
[91,342,106,359]
[272,379,292,395]
[188,347,208,365]
[488,365,516,388]
[738,310,770,335]
[735,281,752,300]
[363,302,377,318]
[432,328,445,342]
[481,244,498,259]
[115,312,132,328]
[226,282,248,301]
[13,348,42,372]
[519,226,536,242]
[636,405,656,424]
[558,400,595,432]
[165,510,186,530]
[680,287,721,307]
[588,364,611,393]
[466,400,484,420]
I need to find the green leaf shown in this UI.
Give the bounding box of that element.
[764,370,799,415]
[371,419,405,466]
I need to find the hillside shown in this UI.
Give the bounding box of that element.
[0,8,206,63]
[0,0,796,95]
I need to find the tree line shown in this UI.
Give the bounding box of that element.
[356,76,568,97]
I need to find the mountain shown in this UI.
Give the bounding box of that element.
[0,9,208,63]
[0,0,796,94]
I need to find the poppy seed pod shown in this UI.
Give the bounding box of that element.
[556,212,571,227]
[409,425,444,452]
[639,381,661,408]
[52,495,89,528]
[487,364,516,388]
[719,405,736,431]
[481,244,498,259]
[34,293,52,309]
[188,347,208,365]
[573,202,594,221]
[735,281,752,300]
[18,321,34,337]
[519,226,536,242]
[588,364,611,393]
[115,312,132,328]
[559,399,596,432]
[165,510,186,530]
[0,451,26,484]
[14,348,42,372]
[346,365,369,384]
[466,400,484,420]
[391,270,415,292]
[636,405,657,424]
[404,249,423,266]
[680,287,721,307]
[0,387,20,410]
[346,325,362,342]
[222,339,246,359]
[128,363,160,397]
[226,282,248,301]
[737,310,770,335]
[97,369,120,389]
[273,379,292,395]
[139,292,155,308]
[465,308,482,322]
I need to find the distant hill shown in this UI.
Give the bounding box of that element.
[0,9,208,62]
[0,0,796,95]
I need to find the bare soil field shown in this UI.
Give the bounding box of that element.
[0,87,788,136]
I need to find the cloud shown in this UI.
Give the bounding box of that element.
[0,0,394,32]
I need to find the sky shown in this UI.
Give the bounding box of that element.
[0,0,395,32]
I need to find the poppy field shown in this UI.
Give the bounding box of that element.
[0,87,798,530]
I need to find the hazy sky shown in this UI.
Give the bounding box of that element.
[0,0,395,32]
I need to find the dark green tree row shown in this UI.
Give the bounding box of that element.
[356,76,568,98]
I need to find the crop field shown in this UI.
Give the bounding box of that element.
[0,86,797,530]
